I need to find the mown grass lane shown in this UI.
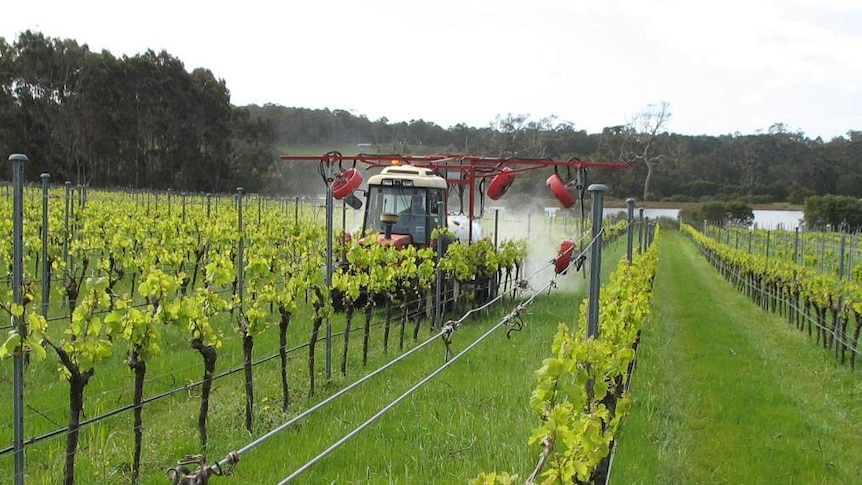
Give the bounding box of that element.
[612,231,862,485]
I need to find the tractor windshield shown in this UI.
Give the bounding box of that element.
[364,186,443,246]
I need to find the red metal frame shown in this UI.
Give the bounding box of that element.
[280,152,628,242]
[280,153,628,172]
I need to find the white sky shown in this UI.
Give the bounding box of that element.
[3,0,861,139]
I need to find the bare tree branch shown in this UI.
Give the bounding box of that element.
[624,102,673,200]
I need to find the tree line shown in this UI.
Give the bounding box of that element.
[2,31,860,202]
[0,31,273,192]
[253,107,862,204]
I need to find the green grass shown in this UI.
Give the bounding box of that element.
[187,241,626,484]
[611,231,862,485]
[0,238,627,484]
[229,301,559,484]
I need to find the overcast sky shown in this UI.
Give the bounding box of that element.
[3,0,861,139]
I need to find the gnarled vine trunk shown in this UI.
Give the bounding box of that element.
[278,305,291,411]
[191,337,217,449]
[51,345,93,485]
[242,333,254,433]
[341,305,353,376]
[128,351,146,484]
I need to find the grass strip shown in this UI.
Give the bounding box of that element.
[611,231,862,485]
[0,240,625,484]
[188,242,626,484]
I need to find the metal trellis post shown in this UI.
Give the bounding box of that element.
[64,181,71,267]
[324,172,335,379]
[638,207,644,253]
[237,188,245,306]
[10,153,28,485]
[435,201,445,331]
[626,198,635,264]
[494,208,499,250]
[41,173,50,318]
[839,231,846,280]
[766,230,771,260]
[586,184,607,340]
[648,220,653,248]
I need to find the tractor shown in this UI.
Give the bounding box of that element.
[280,152,628,313]
[280,152,628,242]
[361,162,453,248]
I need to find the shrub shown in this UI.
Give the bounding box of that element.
[804,195,862,230]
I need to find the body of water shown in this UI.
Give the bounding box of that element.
[603,208,804,229]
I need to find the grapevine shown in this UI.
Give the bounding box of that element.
[522,225,659,484]
[0,186,533,482]
[683,223,862,368]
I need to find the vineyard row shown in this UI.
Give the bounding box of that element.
[683,224,862,373]
[474,224,661,485]
[1,184,539,484]
[695,223,861,283]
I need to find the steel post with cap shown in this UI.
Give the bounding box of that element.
[324,171,334,378]
[586,184,607,340]
[10,153,28,485]
[638,207,645,253]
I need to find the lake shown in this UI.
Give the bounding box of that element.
[603,208,805,229]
